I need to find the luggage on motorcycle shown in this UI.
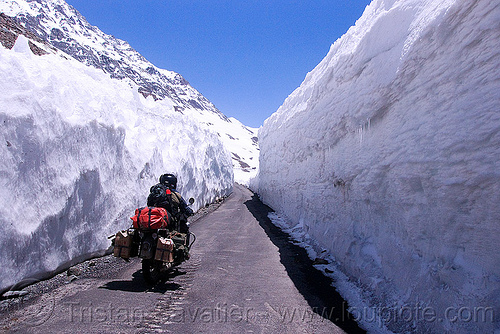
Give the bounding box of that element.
[147,183,182,215]
[170,232,187,246]
[113,230,132,259]
[155,237,175,262]
[131,207,171,229]
[170,232,190,260]
[147,184,168,207]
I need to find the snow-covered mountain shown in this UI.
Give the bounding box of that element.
[0,0,260,292]
[0,0,259,184]
[259,0,499,333]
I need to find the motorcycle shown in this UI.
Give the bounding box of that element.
[111,198,196,285]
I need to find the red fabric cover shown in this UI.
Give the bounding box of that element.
[131,207,170,229]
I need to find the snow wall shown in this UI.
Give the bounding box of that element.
[0,35,233,291]
[258,0,499,333]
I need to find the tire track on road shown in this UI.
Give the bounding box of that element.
[136,255,202,333]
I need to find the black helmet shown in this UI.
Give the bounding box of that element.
[159,173,177,189]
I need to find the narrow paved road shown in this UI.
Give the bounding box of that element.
[1,184,364,334]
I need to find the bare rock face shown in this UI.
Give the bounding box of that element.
[0,13,50,55]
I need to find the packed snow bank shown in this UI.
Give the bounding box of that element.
[259,0,499,332]
[0,35,233,291]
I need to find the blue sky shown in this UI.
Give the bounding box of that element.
[65,0,372,128]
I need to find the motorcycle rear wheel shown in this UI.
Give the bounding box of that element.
[142,259,162,285]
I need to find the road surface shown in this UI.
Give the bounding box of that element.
[1,184,364,334]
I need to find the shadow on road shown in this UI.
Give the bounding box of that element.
[100,269,184,293]
[244,193,366,334]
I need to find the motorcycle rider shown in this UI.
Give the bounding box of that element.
[147,173,193,233]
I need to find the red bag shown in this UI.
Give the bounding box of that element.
[131,207,171,229]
